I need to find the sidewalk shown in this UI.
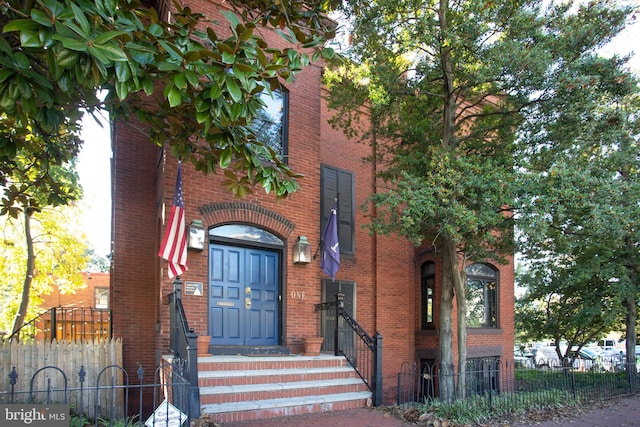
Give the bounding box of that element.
[512,394,640,427]
[219,394,640,427]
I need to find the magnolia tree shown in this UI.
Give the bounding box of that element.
[0,0,339,214]
[0,0,338,335]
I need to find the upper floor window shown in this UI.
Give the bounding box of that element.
[421,262,435,330]
[466,263,498,328]
[321,164,354,254]
[95,287,109,309]
[251,88,289,161]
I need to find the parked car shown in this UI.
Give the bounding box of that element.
[598,339,618,351]
[573,347,623,372]
[532,347,561,368]
[514,349,534,368]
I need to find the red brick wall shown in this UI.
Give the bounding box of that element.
[39,272,110,309]
[111,116,161,400]
[112,0,515,406]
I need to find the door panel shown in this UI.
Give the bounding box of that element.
[321,280,355,352]
[209,244,279,346]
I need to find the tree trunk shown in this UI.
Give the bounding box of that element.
[624,291,637,378]
[439,238,455,403]
[445,238,467,399]
[11,208,35,337]
[437,0,461,402]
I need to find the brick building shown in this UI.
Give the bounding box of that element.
[110,0,514,415]
[36,272,111,342]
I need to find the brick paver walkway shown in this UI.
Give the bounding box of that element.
[219,394,640,427]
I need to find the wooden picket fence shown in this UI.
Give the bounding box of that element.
[0,339,124,419]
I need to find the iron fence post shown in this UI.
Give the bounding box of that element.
[50,307,56,342]
[9,367,17,403]
[173,277,182,299]
[373,331,383,406]
[488,359,493,411]
[571,365,576,400]
[334,292,344,357]
[137,364,144,426]
[186,330,201,421]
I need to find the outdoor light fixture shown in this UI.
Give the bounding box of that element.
[187,219,206,251]
[292,236,311,264]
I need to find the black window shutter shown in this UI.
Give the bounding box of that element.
[321,165,354,254]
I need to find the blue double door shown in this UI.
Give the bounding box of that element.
[208,244,280,346]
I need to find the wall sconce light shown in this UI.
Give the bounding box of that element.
[292,236,311,264]
[187,219,206,251]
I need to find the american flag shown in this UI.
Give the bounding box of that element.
[158,162,188,278]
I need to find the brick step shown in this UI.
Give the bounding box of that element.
[197,354,348,371]
[200,378,369,404]
[197,354,372,423]
[198,366,358,387]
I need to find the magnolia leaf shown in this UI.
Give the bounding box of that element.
[167,86,182,107]
[225,78,242,102]
[3,19,41,32]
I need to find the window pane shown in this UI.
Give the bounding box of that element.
[209,224,283,245]
[466,263,496,278]
[466,263,498,328]
[467,279,487,327]
[95,287,109,309]
[251,90,287,159]
[421,262,435,329]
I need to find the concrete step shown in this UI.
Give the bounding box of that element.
[202,392,372,424]
[200,378,369,404]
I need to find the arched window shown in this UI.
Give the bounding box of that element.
[466,263,498,328]
[421,262,436,330]
[209,224,283,246]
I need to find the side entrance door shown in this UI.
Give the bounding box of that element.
[208,243,279,346]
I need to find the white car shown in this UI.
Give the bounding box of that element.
[532,347,561,368]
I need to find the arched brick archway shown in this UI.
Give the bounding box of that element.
[199,202,294,349]
[199,202,296,239]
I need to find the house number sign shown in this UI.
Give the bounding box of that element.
[290,290,306,300]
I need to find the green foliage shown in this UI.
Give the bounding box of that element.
[0,0,339,210]
[0,204,89,334]
[85,248,110,272]
[515,43,640,350]
[327,0,637,397]
[98,414,139,426]
[415,388,577,425]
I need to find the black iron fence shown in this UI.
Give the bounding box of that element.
[7,307,112,342]
[0,362,194,426]
[398,357,640,415]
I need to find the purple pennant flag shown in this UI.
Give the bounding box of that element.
[320,201,340,281]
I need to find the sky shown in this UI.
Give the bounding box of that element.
[76,14,640,258]
[77,111,111,257]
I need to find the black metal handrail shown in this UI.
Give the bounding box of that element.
[168,278,200,419]
[316,292,383,405]
[6,306,112,342]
